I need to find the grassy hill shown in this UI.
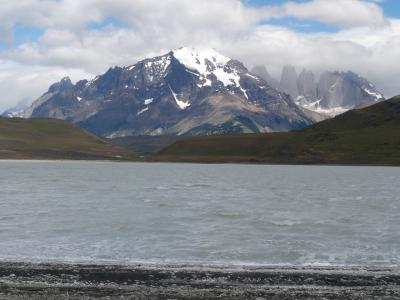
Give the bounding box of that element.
[156,96,400,165]
[0,117,136,160]
[107,135,184,154]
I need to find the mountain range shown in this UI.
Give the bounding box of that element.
[3,47,385,138]
[16,48,313,138]
[252,65,384,117]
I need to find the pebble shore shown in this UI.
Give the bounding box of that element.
[0,262,399,299]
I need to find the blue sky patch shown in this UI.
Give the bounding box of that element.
[258,17,339,33]
[9,24,44,48]
[248,0,399,32]
[86,17,125,30]
[246,0,400,18]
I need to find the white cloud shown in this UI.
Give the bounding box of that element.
[226,19,400,97]
[0,59,91,110]
[0,0,398,112]
[263,0,387,29]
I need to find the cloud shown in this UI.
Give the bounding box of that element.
[261,0,387,29]
[0,59,91,110]
[226,19,400,97]
[0,0,398,112]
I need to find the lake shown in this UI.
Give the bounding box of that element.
[0,160,399,267]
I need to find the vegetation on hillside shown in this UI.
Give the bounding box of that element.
[0,117,136,160]
[156,96,400,165]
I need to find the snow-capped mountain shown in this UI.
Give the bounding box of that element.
[252,66,384,117]
[21,47,312,137]
[1,101,28,118]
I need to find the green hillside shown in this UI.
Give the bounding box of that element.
[0,117,136,160]
[156,96,400,165]
[107,135,184,154]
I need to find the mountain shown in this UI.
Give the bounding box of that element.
[156,96,400,165]
[2,101,28,118]
[251,65,279,89]
[0,117,136,160]
[22,47,312,138]
[279,65,299,99]
[254,65,384,117]
[313,71,384,114]
[297,69,316,99]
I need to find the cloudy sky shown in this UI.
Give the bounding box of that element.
[0,0,399,112]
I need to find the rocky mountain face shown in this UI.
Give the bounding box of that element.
[298,69,316,99]
[317,71,384,108]
[279,66,299,99]
[252,66,384,117]
[21,48,312,138]
[251,65,279,89]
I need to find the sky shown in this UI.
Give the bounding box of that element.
[0,0,399,112]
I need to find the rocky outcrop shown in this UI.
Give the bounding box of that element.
[251,65,279,89]
[279,65,299,99]
[317,71,384,109]
[298,69,316,99]
[275,66,384,117]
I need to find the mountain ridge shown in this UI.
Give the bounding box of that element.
[252,65,384,117]
[17,47,313,137]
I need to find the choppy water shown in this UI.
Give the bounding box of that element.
[0,160,399,267]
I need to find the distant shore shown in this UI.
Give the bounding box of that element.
[2,157,400,168]
[0,262,399,299]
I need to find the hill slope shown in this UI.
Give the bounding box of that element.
[0,118,136,160]
[156,96,400,165]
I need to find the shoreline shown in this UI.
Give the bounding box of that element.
[1,262,399,299]
[0,157,400,168]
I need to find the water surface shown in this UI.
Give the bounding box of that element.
[0,161,399,267]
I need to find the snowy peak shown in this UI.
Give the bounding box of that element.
[172,47,231,75]
[171,47,253,99]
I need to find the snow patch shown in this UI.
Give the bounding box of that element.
[143,56,171,82]
[297,98,350,117]
[85,76,99,87]
[4,109,25,118]
[213,68,239,87]
[137,107,149,116]
[197,76,212,88]
[169,85,190,109]
[364,88,384,100]
[185,70,200,77]
[246,73,259,80]
[144,98,154,105]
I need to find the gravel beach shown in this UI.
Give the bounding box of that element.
[0,262,399,299]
